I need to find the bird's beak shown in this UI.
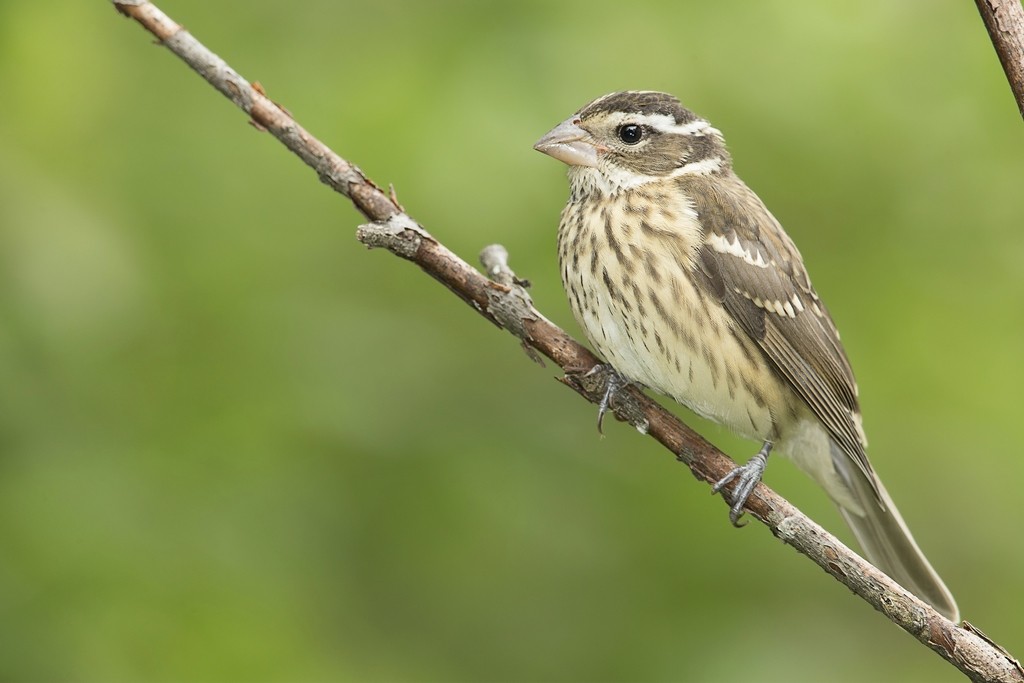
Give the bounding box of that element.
[533,117,599,167]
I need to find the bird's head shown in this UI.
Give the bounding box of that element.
[534,91,730,195]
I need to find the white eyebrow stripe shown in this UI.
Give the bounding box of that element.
[599,111,721,138]
[632,114,721,138]
[659,118,716,136]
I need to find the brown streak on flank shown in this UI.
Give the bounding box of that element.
[618,215,634,239]
[702,344,721,385]
[670,275,683,304]
[743,376,768,409]
[643,254,662,284]
[570,287,584,314]
[694,276,713,319]
[631,281,643,305]
[620,243,641,275]
[620,289,634,313]
[602,267,617,301]
[725,366,738,400]
[729,326,759,366]
[647,287,671,330]
[650,287,696,349]
[746,407,760,434]
[570,223,584,251]
[634,283,648,318]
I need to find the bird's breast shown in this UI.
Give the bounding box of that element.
[557,186,790,441]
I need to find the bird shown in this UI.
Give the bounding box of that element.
[533,90,959,621]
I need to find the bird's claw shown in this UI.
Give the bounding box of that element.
[586,364,629,434]
[712,441,772,526]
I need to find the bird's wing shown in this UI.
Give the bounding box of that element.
[688,176,878,496]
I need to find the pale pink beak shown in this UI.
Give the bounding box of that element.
[533,117,599,167]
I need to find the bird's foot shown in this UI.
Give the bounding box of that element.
[584,364,631,434]
[712,440,773,526]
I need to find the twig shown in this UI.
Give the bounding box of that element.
[975,0,1024,119]
[111,2,1023,680]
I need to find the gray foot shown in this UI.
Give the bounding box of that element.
[712,441,772,526]
[585,364,630,434]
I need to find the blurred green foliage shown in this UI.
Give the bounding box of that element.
[0,1,1021,681]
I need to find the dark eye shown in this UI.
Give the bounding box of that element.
[617,124,644,144]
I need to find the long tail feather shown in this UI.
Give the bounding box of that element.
[830,441,959,621]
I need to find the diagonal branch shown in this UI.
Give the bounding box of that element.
[111,2,1022,681]
[974,0,1024,119]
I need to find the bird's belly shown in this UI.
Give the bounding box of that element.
[563,252,781,442]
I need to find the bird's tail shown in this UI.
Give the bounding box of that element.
[828,441,960,622]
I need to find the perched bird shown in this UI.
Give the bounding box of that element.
[534,90,958,621]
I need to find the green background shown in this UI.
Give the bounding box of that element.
[0,1,1021,681]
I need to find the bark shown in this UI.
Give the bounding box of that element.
[974,0,1024,118]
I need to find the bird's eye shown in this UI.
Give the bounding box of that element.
[617,124,644,144]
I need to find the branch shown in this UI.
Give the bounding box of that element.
[112,2,1023,680]
[975,0,1024,119]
